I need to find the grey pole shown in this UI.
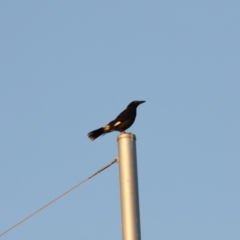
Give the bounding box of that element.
[117,133,141,240]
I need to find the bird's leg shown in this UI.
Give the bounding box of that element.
[121,130,127,133]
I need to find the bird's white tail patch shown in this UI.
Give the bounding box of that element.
[103,125,110,131]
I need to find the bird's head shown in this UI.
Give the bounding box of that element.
[127,100,146,108]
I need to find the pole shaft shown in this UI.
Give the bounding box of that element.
[117,133,141,240]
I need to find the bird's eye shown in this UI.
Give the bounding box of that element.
[135,101,138,103]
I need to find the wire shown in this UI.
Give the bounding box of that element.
[0,158,118,238]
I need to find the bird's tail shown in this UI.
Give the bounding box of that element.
[88,127,105,141]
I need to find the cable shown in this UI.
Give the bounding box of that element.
[0,158,118,238]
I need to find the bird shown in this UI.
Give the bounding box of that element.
[88,100,145,141]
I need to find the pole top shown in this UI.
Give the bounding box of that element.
[117,132,136,142]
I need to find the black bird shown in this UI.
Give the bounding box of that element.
[88,100,145,141]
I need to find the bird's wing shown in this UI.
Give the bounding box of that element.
[115,108,133,122]
[106,109,129,126]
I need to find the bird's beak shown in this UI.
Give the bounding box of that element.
[138,101,146,105]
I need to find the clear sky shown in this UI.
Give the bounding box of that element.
[1,1,240,239]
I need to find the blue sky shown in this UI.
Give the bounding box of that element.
[1,1,240,239]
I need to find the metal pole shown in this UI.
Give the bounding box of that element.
[117,133,141,240]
